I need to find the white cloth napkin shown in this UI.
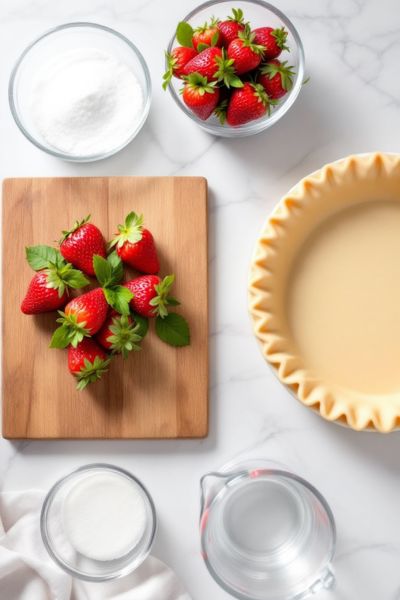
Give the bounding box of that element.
[0,490,191,600]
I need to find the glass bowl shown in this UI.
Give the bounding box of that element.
[166,0,305,138]
[40,463,157,581]
[9,23,151,162]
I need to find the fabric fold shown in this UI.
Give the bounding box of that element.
[0,490,191,600]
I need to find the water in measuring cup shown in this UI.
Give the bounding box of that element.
[203,470,335,600]
[222,477,305,557]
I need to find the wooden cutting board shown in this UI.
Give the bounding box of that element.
[2,177,208,439]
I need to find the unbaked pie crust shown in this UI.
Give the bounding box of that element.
[249,153,400,432]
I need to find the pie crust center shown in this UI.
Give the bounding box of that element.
[287,200,400,395]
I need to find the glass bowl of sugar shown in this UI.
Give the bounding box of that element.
[9,23,151,162]
[40,464,157,581]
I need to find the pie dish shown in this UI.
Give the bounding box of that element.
[249,153,400,432]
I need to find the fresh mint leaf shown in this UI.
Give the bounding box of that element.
[107,251,124,285]
[176,21,194,48]
[26,245,60,271]
[93,254,112,287]
[155,313,190,347]
[103,287,116,306]
[167,297,180,307]
[112,286,133,316]
[107,250,121,270]
[133,314,149,338]
[49,324,72,349]
[103,286,133,316]
[63,268,90,289]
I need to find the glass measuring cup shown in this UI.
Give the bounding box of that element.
[200,459,335,600]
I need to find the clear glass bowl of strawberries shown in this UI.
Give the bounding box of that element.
[163,0,305,137]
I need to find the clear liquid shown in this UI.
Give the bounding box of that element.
[223,479,305,556]
[203,471,335,600]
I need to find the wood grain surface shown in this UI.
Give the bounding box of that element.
[2,177,208,439]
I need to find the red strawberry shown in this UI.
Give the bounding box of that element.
[60,216,106,277]
[182,46,243,88]
[182,73,220,120]
[68,338,110,390]
[218,8,246,48]
[109,212,159,274]
[227,25,264,74]
[21,245,89,315]
[163,46,198,89]
[182,46,223,81]
[258,60,295,99]
[96,310,142,358]
[124,274,177,318]
[21,272,68,314]
[227,82,270,126]
[65,288,108,334]
[192,18,222,51]
[50,287,108,348]
[252,27,289,60]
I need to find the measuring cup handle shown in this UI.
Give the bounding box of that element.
[309,567,335,595]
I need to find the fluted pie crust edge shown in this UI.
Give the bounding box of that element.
[249,153,400,433]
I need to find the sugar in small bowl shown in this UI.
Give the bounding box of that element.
[9,23,151,162]
[40,464,156,581]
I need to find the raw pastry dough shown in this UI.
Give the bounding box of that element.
[249,153,400,432]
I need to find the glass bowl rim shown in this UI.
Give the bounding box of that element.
[40,462,157,582]
[166,0,305,137]
[8,21,152,162]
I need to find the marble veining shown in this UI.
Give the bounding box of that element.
[1,0,400,598]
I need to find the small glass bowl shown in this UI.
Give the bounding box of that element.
[9,22,151,162]
[166,0,305,138]
[40,464,157,582]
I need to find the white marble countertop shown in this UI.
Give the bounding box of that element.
[1,0,400,598]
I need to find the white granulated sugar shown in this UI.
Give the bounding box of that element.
[63,472,147,561]
[31,48,144,156]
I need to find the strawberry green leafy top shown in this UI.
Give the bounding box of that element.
[25,245,89,296]
[109,211,144,249]
[260,60,295,91]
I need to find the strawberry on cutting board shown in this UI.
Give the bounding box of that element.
[50,287,108,348]
[51,252,135,349]
[21,272,67,314]
[109,212,160,274]
[182,74,220,120]
[124,275,177,318]
[60,215,106,276]
[258,60,295,99]
[96,310,143,358]
[227,25,265,75]
[68,338,111,390]
[21,245,89,315]
[227,82,271,126]
[124,275,190,347]
[218,8,246,48]
[252,26,289,60]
